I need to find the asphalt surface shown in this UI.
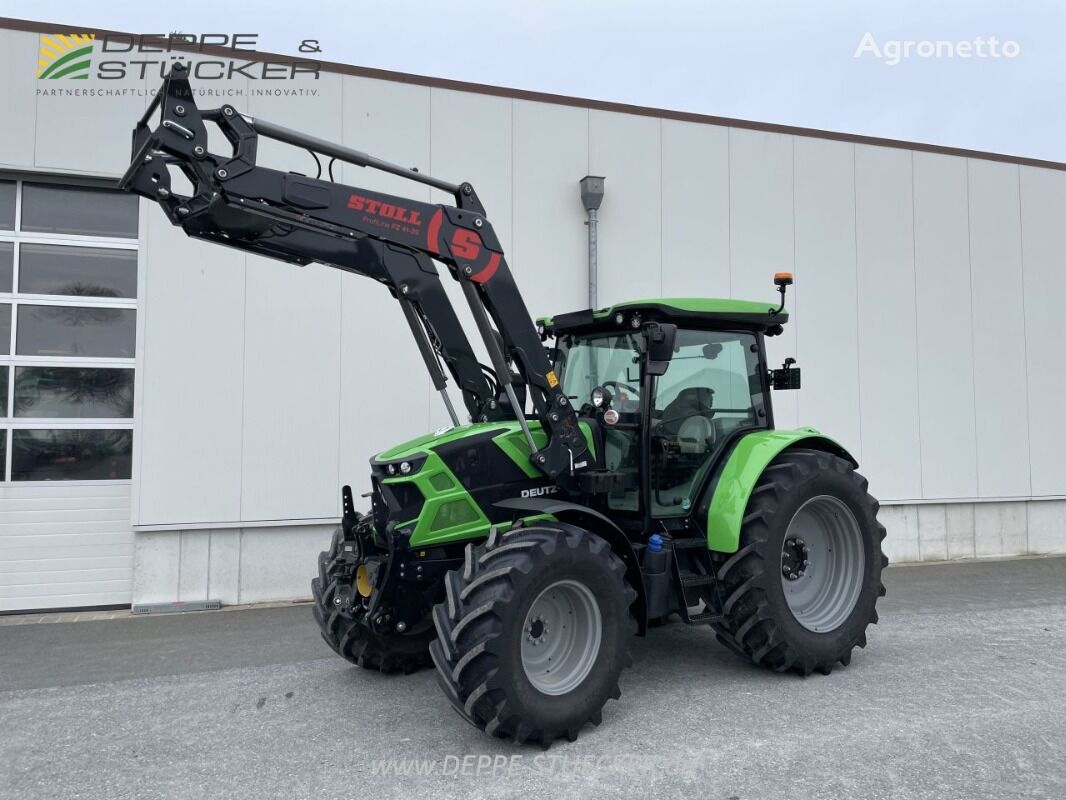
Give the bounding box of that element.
[1,557,1065,800]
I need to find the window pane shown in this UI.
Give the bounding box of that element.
[16,305,135,357]
[19,244,136,298]
[0,303,9,355]
[0,365,7,416]
[0,431,5,478]
[21,183,139,239]
[0,242,12,292]
[0,181,14,230]
[12,429,133,480]
[650,330,764,517]
[14,367,133,418]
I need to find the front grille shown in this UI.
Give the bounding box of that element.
[370,477,389,534]
[370,475,425,535]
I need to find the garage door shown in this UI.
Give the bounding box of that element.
[0,177,139,612]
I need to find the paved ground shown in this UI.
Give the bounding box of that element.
[1,558,1065,800]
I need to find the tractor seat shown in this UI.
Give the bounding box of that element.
[677,415,715,453]
[659,387,716,454]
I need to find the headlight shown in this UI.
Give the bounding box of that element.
[591,386,608,408]
[630,312,642,329]
[377,455,427,477]
[614,311,625,325]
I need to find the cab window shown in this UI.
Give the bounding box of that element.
[650,329,765,516]
[556,333,643,512]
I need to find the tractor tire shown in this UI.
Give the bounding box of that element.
[430,524,637,747]
[311,527,434,674]
[712,448,887,676]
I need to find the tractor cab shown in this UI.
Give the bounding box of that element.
[542,290,796,531]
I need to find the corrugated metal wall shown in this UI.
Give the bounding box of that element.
[127,73,1066,526]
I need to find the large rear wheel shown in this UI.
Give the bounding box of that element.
[712,449,887,675]
[430,524,636,746]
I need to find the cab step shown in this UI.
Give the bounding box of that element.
[670,536,708,550]
[667,536,725,626]
[679,572,717,588]
[682,610,722,625]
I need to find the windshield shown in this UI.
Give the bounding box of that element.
[556,333,643,411]
[556,333,644,512]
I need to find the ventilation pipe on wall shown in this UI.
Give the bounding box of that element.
[579,175,605,309]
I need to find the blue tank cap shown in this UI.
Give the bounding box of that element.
[647,534,663,553]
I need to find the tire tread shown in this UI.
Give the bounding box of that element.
[712,449,887,675]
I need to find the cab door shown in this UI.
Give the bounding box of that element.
[648,328,768,517]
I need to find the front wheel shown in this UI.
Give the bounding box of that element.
[430,524,636,746]
[712,449,887,675]
[312,527,434,674]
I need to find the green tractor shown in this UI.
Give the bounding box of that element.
[123,66,887,747]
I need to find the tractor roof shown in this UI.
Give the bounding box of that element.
[539,297,788,336]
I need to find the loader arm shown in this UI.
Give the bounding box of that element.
[121,64,588,483]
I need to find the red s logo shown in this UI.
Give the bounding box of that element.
[450,229,482,260]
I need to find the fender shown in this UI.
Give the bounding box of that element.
[495,497,648,635]
[706,427,857,553]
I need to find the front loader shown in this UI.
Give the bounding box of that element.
[122,65,887,747]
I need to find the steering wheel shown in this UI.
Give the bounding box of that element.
[602,380,640,403]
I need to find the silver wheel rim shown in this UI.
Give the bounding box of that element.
[780,495,865,633]
[521,579,602,696]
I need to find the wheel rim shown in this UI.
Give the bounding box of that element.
[780,495,865,633]
[521,579,602,696]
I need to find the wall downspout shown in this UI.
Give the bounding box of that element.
[580,176,605,309]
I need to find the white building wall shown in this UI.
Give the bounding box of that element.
[854,144,922,501]
[792,136,862,460]
[968,159,1030,499]
[0,25,1063,611]
[1020,166,1066,498]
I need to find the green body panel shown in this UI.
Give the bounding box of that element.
[595,297,775,319]
[375,420,596,466]
[381,451,491,546]
[491,426,548,479]
[705,427,855,553]
[375,421,595,547]
[538,296,783,327]
[491,422,597,477]
[375,422,507,462]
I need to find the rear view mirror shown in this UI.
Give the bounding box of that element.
[645,323,677,377]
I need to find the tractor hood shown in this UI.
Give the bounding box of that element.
[373,421,528,464]
[367,420,595,547]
